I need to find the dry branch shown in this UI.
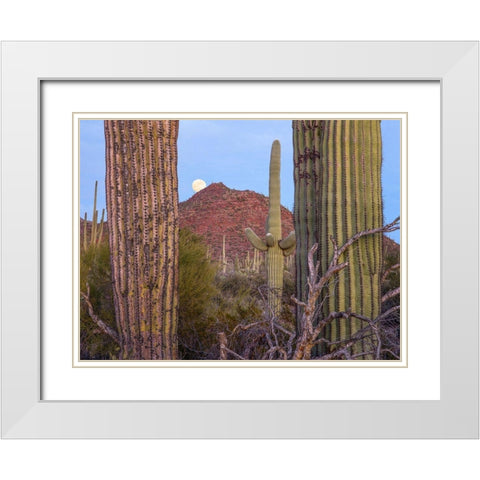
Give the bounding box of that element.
[220,218,400,361]
[381,287,401,304]
[382,263,400,282]
[81,284,120,344]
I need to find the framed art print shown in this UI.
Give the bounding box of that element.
[1,41,478,438]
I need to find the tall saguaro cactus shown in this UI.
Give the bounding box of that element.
[293,120,384,357]
[245,140,296,319]
[104,120,179,360]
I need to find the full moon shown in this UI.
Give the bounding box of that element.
[192,179,207,192]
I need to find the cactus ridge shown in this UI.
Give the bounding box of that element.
[245,140,296,319]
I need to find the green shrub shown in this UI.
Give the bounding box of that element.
[79,226,297,360]
[177,229,220,359]
[80,241,119,359]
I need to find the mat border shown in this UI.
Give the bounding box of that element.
[1,41,478,438]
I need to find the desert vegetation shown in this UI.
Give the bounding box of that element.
[80,119,400,361]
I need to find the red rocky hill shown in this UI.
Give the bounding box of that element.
[81,181,400,268]
[179,182,294,266]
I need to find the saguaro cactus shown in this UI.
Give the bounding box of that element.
[293,120,384,357]
[82,180,105,252]
[245,140,296,319]
[104,120,179,360]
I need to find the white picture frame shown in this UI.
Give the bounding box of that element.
[1,41,478,438]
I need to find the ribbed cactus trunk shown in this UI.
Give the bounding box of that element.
[104,120,179,360]
[264,141,286,317]
[293,120,383,357]
[245,140,295,319]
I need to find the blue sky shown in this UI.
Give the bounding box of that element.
[80,119,400,242]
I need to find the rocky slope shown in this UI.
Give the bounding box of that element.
[81,181,400,268]
[179,182,294,266]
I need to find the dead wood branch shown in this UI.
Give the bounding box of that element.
[218,331,246,360]
[382,287,400,304]
[221,217,400,361]
[80,284,120,344]
[382,263,400,282]
[292,217,400,360]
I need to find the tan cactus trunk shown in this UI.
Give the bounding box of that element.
[104,120,179,360]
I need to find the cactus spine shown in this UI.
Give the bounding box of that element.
[293,120,384,357]
[245,140,296,319]
[104,120,179,360]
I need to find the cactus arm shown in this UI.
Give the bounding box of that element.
[279,231,296,256]
[245,228,268,251]
[265,233,275,247]
[282,245,296,257]
[279,231,296,250]
[97,208,105,245]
